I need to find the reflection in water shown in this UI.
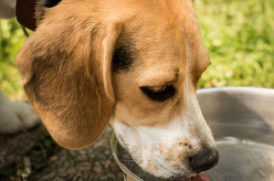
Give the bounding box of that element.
[205,137,274,181]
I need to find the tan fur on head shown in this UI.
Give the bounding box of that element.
[17,1,121,149]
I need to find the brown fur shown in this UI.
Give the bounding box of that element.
[17,0,210,149]
[112,0,210,127]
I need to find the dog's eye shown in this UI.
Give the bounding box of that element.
[140,85,176,102]
[45,0,61,8]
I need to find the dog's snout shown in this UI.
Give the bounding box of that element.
[188,147,219,173]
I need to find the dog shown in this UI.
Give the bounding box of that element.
[16,0,219,180]
[0,0,39,134]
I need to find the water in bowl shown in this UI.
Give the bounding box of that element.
[204,137,274,181]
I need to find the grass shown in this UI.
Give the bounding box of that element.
[196,0,274,88]
[0,19,25,99]
[0,0,273,100]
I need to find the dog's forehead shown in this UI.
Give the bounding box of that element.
[107,0,206,83]
[109,0,210,84]
[125,22,187,84]
[102,0,191,25]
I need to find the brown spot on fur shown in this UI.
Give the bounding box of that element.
[147,159,153,169]
[176,138,194,149]
[159,146,164,154]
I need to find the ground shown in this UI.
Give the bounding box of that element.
[0,125,124,181]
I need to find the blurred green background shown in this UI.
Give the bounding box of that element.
[0,0,273,100]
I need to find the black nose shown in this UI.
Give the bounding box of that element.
[188,147,219,172]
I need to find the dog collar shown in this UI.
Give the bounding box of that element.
[16,0,36,31]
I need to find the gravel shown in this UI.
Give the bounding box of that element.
[0,124,124,181]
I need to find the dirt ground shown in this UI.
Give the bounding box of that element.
[0,124,124,181]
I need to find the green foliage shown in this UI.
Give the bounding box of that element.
[0,18,25,99]
[197,0,274,88]
[0,0,273,99]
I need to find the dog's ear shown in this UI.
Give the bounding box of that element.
[16,17,121,149]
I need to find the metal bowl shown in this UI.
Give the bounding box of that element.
[111,87,274,181]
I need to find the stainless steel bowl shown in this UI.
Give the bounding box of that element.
[111,87,274,181]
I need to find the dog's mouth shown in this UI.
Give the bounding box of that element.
[111,136,210,181]
[175,174,209,181]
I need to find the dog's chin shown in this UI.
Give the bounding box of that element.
[137,162,194,180]
[138,173,207,181]
[148,171,197,181]
[119,144,210,181]
[115,140,198,181]
[171,174,209,181]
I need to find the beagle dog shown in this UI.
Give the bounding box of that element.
[16,0,219,180]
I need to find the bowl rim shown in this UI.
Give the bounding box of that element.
[197,86,274,95]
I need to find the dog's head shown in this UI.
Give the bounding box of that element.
[17,0,218,179]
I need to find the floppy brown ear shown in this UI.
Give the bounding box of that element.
[16,17,121,149]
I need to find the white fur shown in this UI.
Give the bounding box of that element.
[112,120,196,177]
[0,91,40,134]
